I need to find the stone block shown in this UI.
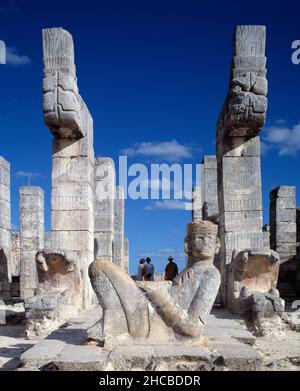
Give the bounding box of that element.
[21,340,66,368]
[51,210,94,232]
[51,183,94,211]
[52,157,94,185]
[51,231,94,252]
[54,345,109,371]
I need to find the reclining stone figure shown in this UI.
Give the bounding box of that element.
[89,220,221,343]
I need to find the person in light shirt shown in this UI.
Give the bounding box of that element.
[136,258,146,281]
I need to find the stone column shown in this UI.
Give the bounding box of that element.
[94,158,115,261]
[0,156,11,301]
[216,26,268,305]
[113,187,124,268]
[270,186,297,261]
[270,186,297,297]
[123,237,129,274]
[201,156,219,223]
[192,185,202,223]
[297,207,300,243]
[263,224,270,249]
[19,187,44,299]
[43,28,94,309]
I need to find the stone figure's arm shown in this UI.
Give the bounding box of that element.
[144,267,220,338]
[187,268,221,324]
[144,287,204,338]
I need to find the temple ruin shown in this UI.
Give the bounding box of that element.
[0,25,299,371]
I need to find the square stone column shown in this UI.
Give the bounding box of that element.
[270,186,298,297]
[192,185,202,223]
[113,187,124,268]
[270,186,297,262]
[20,187,44,299]
[201,156,219,223]
[0,156,11,301]
[94,158,115,261]
[43,28,95,309]
[216,26,268,306]
[123,237,129,274]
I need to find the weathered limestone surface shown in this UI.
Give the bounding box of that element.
[23,27,95,339]
[25,250,81,339]
[89,220,220,344]
[192,185,202,223]
[297,207,300,243]
[263,224,270,249]
[94,158,115,262]
[11,232,20,277]
[270,186,297,262]
[0,156,11,302]
[270,186,299,298]
[122,237,129,274]
[201,156,219,223]
[113,186,124,269]
[43,28,95,309]
[216,26,268,306]
[20,307,267,372]
[19,187,44,300]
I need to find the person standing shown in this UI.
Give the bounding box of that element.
[164,256,178,281]
[136,258,146,281]
[145,257,155,281]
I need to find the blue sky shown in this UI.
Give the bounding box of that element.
[1,0,300,274]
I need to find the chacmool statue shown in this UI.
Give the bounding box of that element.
[89,220,221,344]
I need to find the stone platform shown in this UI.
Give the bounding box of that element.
[0,306,294,371]
[17,306,284,371]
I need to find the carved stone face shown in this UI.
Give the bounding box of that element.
[185,221,220,264]
[190,232,220,262]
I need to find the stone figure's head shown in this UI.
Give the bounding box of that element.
[185,220,220,263]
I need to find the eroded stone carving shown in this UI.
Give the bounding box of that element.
[43,27,94,309]
[227,249,285,336]
[25,250,81,339]
[89,220,220,344]
[217,25,268,305]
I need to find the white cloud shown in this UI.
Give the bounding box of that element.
[262,122,300,156]
[121,140,199,162]
[6,47,31,66]
[15,171,45,184]
[145,199,188,210]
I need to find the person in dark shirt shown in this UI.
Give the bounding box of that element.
[164,256,178,281]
